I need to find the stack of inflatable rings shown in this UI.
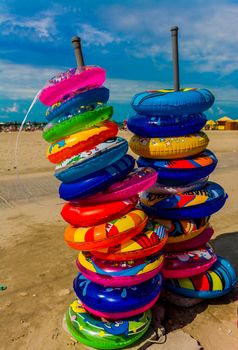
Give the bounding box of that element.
[39,65,168,349]
[128,87,236,302]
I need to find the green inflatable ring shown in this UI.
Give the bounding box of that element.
[42,106,113,142]
[66,299,152,350]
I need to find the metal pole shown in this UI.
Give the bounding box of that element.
[71,36,85,68]
[170,26,180,91]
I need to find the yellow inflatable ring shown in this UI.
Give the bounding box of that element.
[129,132,209,159]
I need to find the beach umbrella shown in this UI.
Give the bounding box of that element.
[206,120,216,125]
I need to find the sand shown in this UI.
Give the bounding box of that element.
[0,130,237,350]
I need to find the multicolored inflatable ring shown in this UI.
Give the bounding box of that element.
[47,121,118,164]
[66,299,152,350]
[64,209,147,251]
[93,217,167,261]
[140,181,227,219]
[130,132,209,159]
[56,137,129,184]
[137,149,217,184]
[164,256,237,298]
[162,244,217,279]
[43,106,113,142]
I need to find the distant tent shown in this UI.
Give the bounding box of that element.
[217,116,232,122]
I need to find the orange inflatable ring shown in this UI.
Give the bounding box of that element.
[93,218,168,261]
[64,209,148,251]
[129,132,209,159]
[61,196,138,227]
[47,121,118,164]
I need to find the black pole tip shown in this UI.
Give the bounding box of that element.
[171,26,179,32]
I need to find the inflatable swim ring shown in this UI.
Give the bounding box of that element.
[147,177,208,195]
[162,244,217,279]
[66,298,152,350]
[130,132,209,159]
[164,256,237,298]
[131,88,215,116]
[76,251,164,287]
[61,196,138,227]
[59,154,135,200]
[140,182,227,219]
[64,209,147,251]
[74,273,163,319]
[127,112,207,137]
[137,149,217,184]
[47,121,118,163]
[39,66,106,106]
[73,167,157,205]
[160,217,213,251]
[93,217,167,261]
[55,137,129,184]
[43,106,113,142]
[46,87,109,121]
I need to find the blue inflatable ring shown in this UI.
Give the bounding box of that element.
[137,150,218,184]
[164,256,237,298]
[127,113,207,137]
[73,272,163,318]
[140,182,227,219]
[46,87,110,121]
[59,155,135,201]
[131,88,215,116]
[55,137,128,183]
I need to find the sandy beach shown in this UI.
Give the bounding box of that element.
[0,130,237,350]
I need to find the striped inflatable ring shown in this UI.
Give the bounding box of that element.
[140,182,227,219]
[93,217,167,261]
[59,155,135,200]
[162,244,217,279]
[61,196,138,227]
[46,87,109,121]
[74,273,163,319]
[47,121,118,164]
[64,209,147,251]
[127,112,207,137]
[130,132,209,159]
[164,256,237,298]
[76,251,164,287]
[131,88,215,116]
[147,177,208,195]
[66,298,152,350]
[137,149,217,184]
[39,66,106,106]
[43,106,113,142]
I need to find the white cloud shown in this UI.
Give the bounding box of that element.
[2,102,19,113]
[101,1,238,75]
[78,24,122,47]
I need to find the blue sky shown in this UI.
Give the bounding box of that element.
[0,0,238,122]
